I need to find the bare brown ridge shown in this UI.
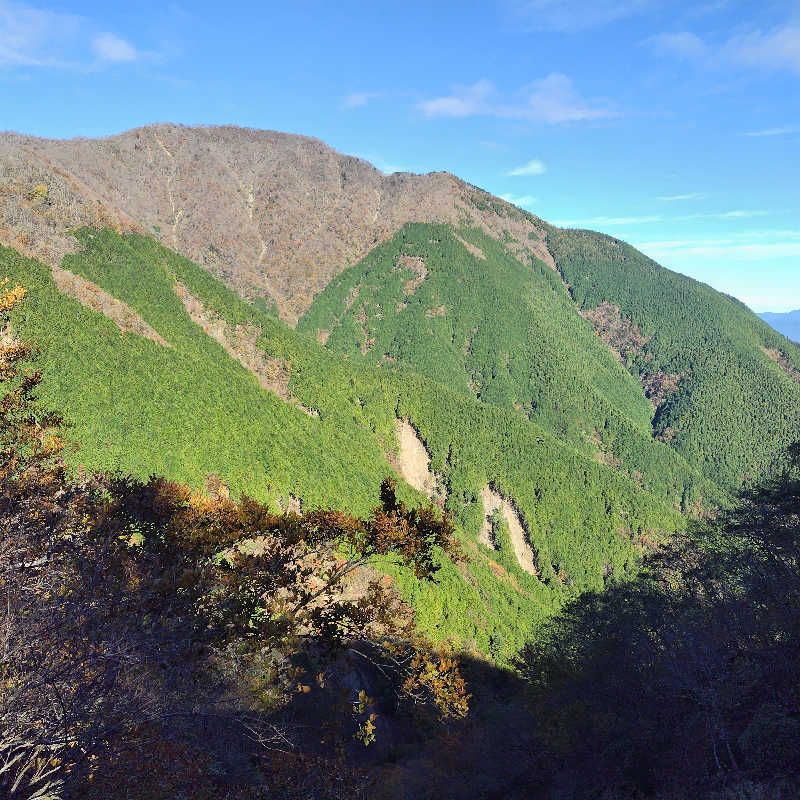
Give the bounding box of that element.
[0,124,553,324]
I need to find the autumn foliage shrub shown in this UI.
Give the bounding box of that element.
[0,282,468,799]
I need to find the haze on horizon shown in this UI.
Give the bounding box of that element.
[1,0,798,311]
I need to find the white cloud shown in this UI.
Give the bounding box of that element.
[418,79,494,118]
[639,230,800,246]
[633,229,800,261]
[554,215,663,226]
[0,0,80,66]
[507,158,546,176]
[92,33,137,63]
[657,192,706,201]
[500,193,538,208]
[343,91,381,109]
[501,0,657,33]
[744,126,800,136]
[0,1,141,69]
[636,239,800,260]
[725,25,800,74]
[554,210,772,227]
[684,1,732,18]
[647,31,708,61]
[517,73,617,123]
[678,210,769,220]
[648,21,800,75]
[419,74,616,124]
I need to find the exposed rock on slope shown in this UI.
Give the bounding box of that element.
[480,486,538,575]
[52,266,170,347]
[0,124,552,324]
[175,281,318,415]
[391,419,444,502]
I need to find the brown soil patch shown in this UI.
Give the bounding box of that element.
[463,327,478,356]
[453,234,485,260]
[425,305,446,318]
[51,266,170,346]
[354,308,375,355]
[176,281,317,415]
[391,419,445,502]
[487,559,508,578]
[581,301,651,362]
[285,493,303,514]
[478,485,499,550]
[479,486,539,576]
[395,255,427,295]
[581,301,683,406]
[761,345,800,384]
[640,370,682,408]
[344,284,361,310]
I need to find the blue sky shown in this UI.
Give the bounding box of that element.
[1,1,798,311]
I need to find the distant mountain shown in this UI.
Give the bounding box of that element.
[760,309,800,342]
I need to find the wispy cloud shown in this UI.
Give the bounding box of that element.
[682,210,769,219]
[554,215,663,226]
[418,79,494,118]
[92,33,138,63]
[725,24,800,74]
[628,230,800,310]
[0,0,142,69]
[342,91,382,109]
[419,74,617,124]
[635,237,800,260]
[647,31,707,61]
[744,125,800,137]
[0,0,80,66]
[684,1,732,19]
[507,158,546,176]
[648,20,800,75]
[521,73,617,123]
[500,193,538,208]
[657,192,706,201]
[500,0,657,33]
[555,210,772,227]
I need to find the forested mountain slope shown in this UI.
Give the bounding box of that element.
[545,227,800,490]
[3,123,798,650]
[3,229,688,658]
[299,218,800,493]
[299,222,711,503]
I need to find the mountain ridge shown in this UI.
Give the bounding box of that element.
[760,308,800,342]
[0,123,553,324]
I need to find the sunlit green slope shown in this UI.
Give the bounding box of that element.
[3,229,689,657]
[299,222,713,507]
[546,226,800,490]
